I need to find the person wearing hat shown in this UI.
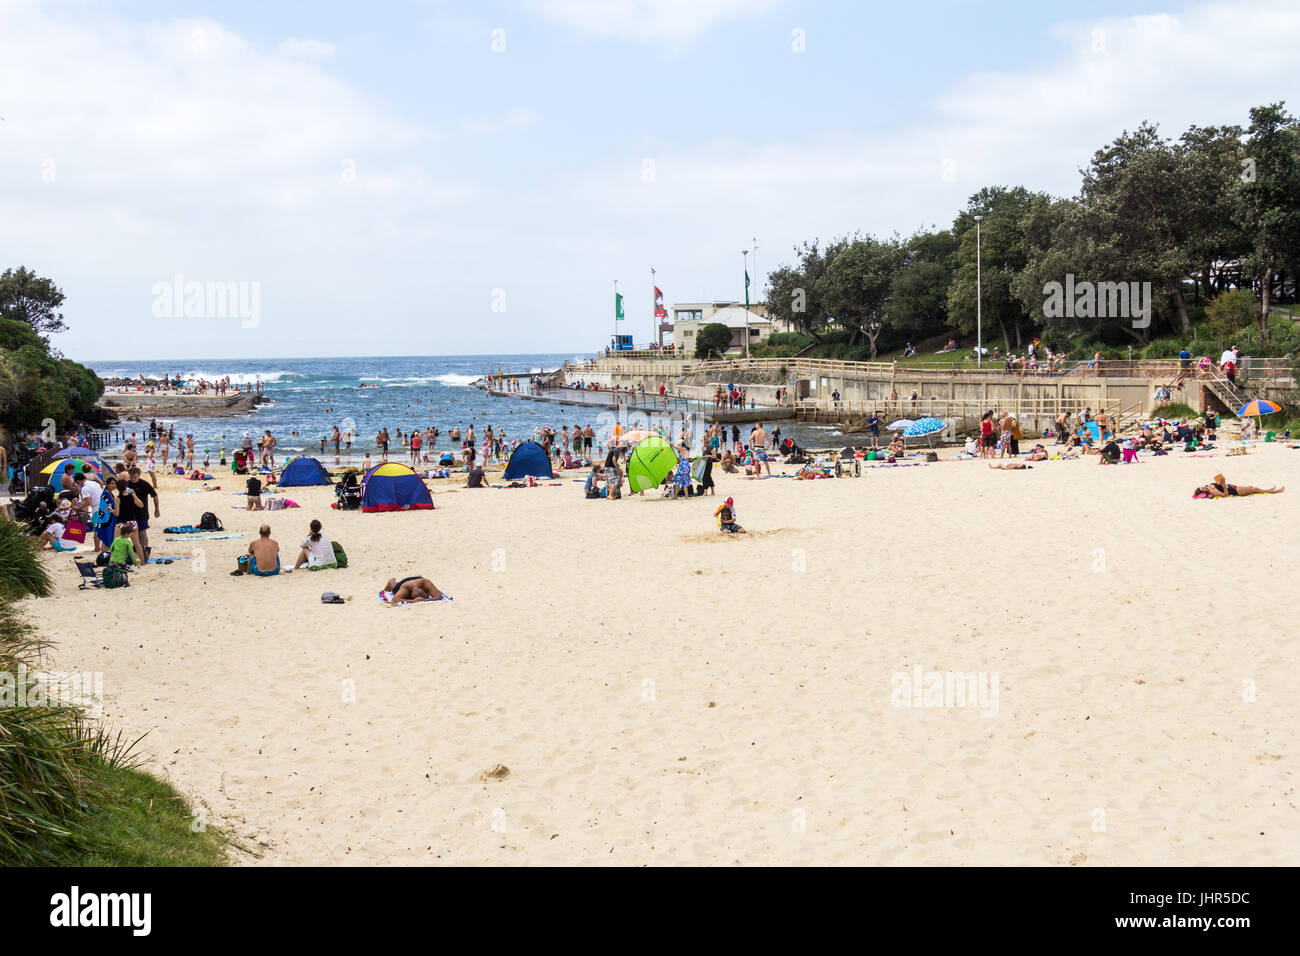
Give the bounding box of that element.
[714,497,746,533]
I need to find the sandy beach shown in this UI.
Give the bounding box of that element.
[21,442,1296,866]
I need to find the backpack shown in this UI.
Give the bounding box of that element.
[331,540,348,569]
[102,564,130,589]
[199,512,223,531]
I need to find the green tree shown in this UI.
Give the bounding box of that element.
[763,238,848,342]
[0,267,67,342]
[890,229,956,340]
[694,322,732,359]
[1237,103,1300,335]
[815,236,902,358]
[947,187,1049,353]
[1205,288,1259,339]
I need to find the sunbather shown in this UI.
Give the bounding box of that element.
[384,575,445,602]
[1194,474,1284,498]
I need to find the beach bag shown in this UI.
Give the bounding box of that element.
[62,519,87,543]
[199,512,223,531]
[102,564,130,589]
[331,540,348,569]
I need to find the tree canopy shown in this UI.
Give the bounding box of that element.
[765,103,1300,354]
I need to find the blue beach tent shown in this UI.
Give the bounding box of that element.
[502,441,554,480]
[278,456,332,487]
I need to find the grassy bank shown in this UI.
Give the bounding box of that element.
[0,518,228,866]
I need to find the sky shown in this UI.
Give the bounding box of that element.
[1,0,1296,361]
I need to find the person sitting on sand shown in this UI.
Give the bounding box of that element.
[721,449,737,473]
[1099,440,1122,464]
[1026,444,1049,461]
[714,496,746,533]
[247,525,281,576]
[467,464,487,488]
[584,465,604,499]
[1194,474,1284,498]
[887,435,905,457]
[294,519,334,570]
[385,576,445,602]
[246,474,264,510]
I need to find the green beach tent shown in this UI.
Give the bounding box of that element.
[626,436,678,493]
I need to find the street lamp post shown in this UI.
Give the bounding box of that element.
[973,215,984,368]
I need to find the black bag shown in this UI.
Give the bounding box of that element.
[102,564,130,589]
[199,512,223,531]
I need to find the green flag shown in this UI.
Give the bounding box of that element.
[615,292,625,321]
[744,270,750,310]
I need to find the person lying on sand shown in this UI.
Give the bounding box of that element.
[1026,444,1049,461]
[385,576,445,602]
[1194,474,1284,498]
[988,462,1031,470]
[714,497,746,533]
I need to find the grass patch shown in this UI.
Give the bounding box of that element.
[62,761,229,867]
[1,542,228,866]
[1152,402,1200,420]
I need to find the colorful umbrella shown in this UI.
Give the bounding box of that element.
[902,417,946,438]
[1237,399,1280,417]
[1237,399,1281,436]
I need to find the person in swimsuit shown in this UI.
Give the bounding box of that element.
[385,575,445,602]
[1197,474,1284,498]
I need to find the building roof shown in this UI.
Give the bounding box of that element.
[695,305,770,329]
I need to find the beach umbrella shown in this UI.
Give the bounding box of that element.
[626,436,678,493]
[903,417,946,438]
[886,419,914,431]
[1237,398,1281,435]
[43,458,102,489]
[618,429,655,445]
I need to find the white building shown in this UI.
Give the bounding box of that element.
[670,302,778,354]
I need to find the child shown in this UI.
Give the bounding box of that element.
[714,496,746,534]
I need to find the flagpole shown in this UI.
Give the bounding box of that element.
[613,279,618,353]
[650,267,655,351]
[742,249,750,359]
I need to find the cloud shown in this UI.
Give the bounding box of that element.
[274,37,337,61]
[528,0,785,41]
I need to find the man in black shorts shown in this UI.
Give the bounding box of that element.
[124,466,160,560]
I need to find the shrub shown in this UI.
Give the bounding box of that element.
[0,517,51,601]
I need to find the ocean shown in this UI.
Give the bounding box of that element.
[84,354,850,461]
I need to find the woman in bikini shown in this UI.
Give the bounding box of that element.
[1196,474,1284,498]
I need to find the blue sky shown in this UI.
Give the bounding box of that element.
[1,0,1293,360]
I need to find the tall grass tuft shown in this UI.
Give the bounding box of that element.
[0,516,52,601]
[0,604,96,863]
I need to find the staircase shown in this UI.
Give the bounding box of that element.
[1202,368,1251,414]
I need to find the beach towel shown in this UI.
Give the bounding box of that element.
[379,590,453,606]
[165,533,245,541]
[145,556,191,564]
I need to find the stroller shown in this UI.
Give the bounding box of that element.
[781,437,807,464]
[14,485,56,535]
[335,471,363,511]
[232,449,249,475]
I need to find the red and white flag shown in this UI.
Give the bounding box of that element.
[654,286,667,319]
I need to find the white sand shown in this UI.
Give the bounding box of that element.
[29,443,1299,865]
